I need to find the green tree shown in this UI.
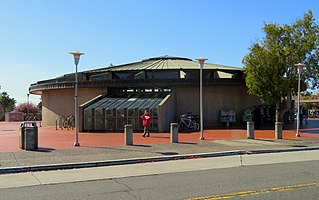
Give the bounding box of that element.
[0,92,16,120]
[243,10,319,122]
[301,92,319,109]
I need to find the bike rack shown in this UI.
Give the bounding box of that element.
[56,115,75,131]
[55,116,66,130]
[64,115,75,130]
[25,115,32,121]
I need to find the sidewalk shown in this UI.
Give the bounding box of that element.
[0,120,318,173]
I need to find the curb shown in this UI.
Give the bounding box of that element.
[1,146,318,175]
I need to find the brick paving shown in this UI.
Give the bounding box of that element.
[0,119,318,153]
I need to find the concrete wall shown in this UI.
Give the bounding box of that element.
[42,88,103,126]
[173,85,261,126]
[41,85,261,129]
[5,112,24,122]
[157,94,176,132]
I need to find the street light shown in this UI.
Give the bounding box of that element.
[27,93,30,118]
[196,57,208,140]
[294,63,305,137]
[69,51,85,146]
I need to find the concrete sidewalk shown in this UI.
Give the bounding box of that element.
[1,150,318,190]
[0,120,319,174]
[1,137,319,174]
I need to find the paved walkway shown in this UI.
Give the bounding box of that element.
[1,120,319,152]
[0,120,318,173]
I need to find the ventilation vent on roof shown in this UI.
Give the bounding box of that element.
[142,55,192,62]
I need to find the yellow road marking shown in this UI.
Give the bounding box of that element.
[185,182,319,200]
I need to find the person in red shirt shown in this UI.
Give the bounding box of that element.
[141,109,152,137]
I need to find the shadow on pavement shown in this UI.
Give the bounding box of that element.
[177,142,198,145]
[255,139,275,142]
[156,152,179,156]
[292,145,308,147]
[35,148,56,152]
[132,144,152,147]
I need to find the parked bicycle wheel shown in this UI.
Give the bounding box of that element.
[63,119,69,129]
[195,118,207,129]
[192,122,199,132]
[178,122,185,132]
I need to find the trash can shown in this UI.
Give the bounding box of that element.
[19,122,38,150]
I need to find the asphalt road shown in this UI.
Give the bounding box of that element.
[0,158,318,199]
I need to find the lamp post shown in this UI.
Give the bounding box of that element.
[69,51,84,146]
[294,63,305,137]
[196,57,208,140]
[27,93,30,118]
[39,97,42,127]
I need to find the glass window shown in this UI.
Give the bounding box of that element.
[82,94,165,131]
[94,108,105,130]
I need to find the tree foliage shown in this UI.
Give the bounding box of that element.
[14,102,41,114]
[243,10,319,122]
[0,92,16,120]
[301,92,319,109]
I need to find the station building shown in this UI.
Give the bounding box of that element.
[29,56,261,132]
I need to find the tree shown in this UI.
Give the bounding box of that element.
[301,92,319,109]
[0,92,16,120]
[14,102,41,114]
[243,10,319,123]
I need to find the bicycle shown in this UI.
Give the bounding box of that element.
[191,114,207,130]
[63,115,75,130]
[178,113,201,132]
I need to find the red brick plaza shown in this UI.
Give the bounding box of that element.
[0,120,318,152]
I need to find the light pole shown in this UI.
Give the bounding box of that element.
[294,63,305,137]
[69,51,84,146]
[27,93,30,118]
[39,97,42,127]
[196,57,208,140]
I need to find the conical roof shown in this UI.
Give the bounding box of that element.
[85,56,241,74]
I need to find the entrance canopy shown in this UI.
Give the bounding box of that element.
[82,93,167,131]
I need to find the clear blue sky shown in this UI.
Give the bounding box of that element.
[0,0,318,104]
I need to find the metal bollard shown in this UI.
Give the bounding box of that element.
[247,121,254,139]
[170,123,179,143]
[275,122,282,139]
[124,124,133,145]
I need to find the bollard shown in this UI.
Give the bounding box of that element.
[124,124,133,145]
[170,123,179,143]
[275,122,282,139]
[247,121,254,139]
